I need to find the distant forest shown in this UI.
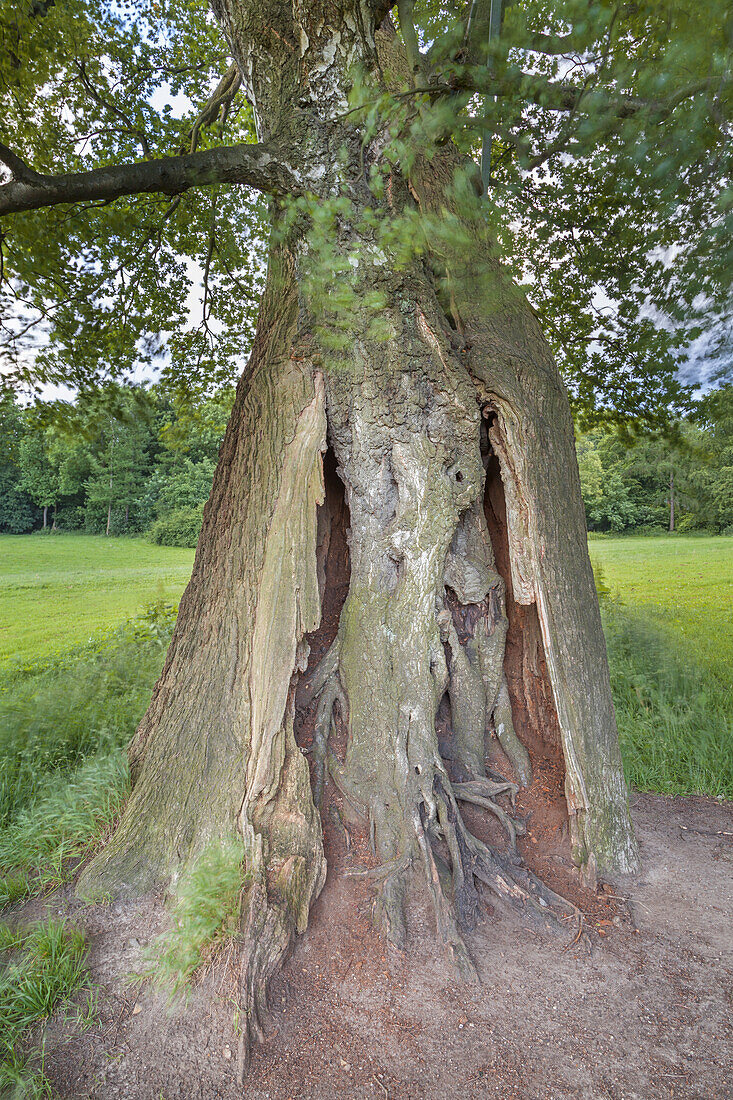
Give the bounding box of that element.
[1,384,732,544]
[0,385,233,545]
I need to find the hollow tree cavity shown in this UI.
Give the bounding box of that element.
[78,1,638,1067]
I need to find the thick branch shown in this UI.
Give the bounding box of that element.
[183,62,242,155]
[397,0,425,83]
[464,0,496,66]
[0,140,302,217]
[450,69,721,119]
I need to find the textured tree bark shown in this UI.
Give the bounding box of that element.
[80,0,638,1061]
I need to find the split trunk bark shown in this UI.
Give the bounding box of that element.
[79,0,638,1058]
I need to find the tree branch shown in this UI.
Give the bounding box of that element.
[0,140,302,218]
[448,68,721,119]
[0,142,42,184]
[183,62,242,155]
[74,60,152,160]
[513,31,584,55]
[464,0,493,66]
[397,0,426,84]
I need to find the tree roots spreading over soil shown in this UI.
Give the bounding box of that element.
[79,363,633,1075]
[36,793,733,1099]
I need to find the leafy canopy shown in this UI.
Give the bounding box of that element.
[0,0,730,427]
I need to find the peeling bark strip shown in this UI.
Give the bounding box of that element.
[79,0,638,1061]
[78,253,326,996]
[244,374,326,808]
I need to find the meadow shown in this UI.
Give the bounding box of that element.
[0,535,194,671]
[0,531,730,904]
[590,535,732,800]
[589,535,733,681]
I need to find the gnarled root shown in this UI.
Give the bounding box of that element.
[453,778,524,852]
[442,498,532,788]
[305,639,573,979]
[415,806,477,980]
[491,676,532,789]
[434,774,574,916]
[328,740,575,977]
[298,487,574,984]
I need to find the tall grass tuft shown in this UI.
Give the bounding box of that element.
[0,605,175,904]
[0,918,88,1097]
[149,839,248,994]
[595,567,733,799]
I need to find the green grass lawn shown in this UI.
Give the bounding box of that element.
[589,535,733,680]
[589,535,732,799]
[0,534,194,670]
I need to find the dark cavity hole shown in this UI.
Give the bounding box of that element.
[294,447,351,758]
[480,420,573,871]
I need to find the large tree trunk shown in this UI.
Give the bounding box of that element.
[80,2,637,1062]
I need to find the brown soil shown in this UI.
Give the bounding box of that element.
[34,792,733,1099]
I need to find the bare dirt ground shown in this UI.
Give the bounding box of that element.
[41,792,732,1100]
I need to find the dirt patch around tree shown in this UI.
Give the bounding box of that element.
[32,793,733,1100]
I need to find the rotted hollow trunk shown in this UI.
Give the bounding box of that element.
[79,222,637,1032]
[79,5,638,1061]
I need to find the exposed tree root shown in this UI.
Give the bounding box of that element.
[346,765,580,977]
[415,807,477,981]
[305,647,576,975]
[298,481,579,981]
[455,789,523,851]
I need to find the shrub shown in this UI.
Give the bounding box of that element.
[148,504,204,548]
[0,470,37,534]
[153,459,215,517]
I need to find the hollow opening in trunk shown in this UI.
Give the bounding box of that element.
[481,414,576,894]
[294,446,351,780]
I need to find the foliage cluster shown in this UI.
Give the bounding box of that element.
[148,503,205,547]
[0,0,267,394]
[0,604,176,906]
[0,385,231,543]
[578,384,733,533]
[5,377,732,547]
[0,918,89,1098]
[0,0,729,432]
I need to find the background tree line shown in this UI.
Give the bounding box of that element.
[0,385,234,544]
[2,382,731,544]
[578,385,733,534]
